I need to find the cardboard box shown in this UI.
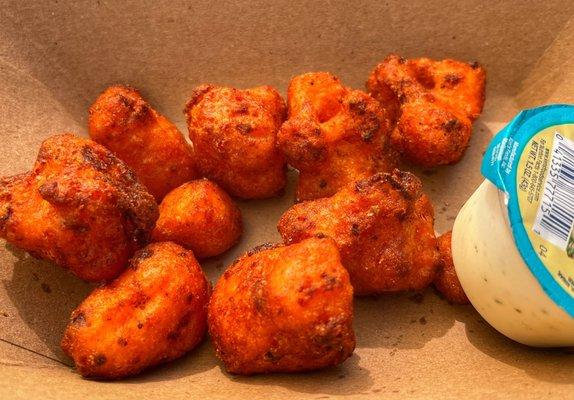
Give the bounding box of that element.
[1,1,574,398]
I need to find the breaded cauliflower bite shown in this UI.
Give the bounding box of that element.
[0,134,158,282]
[434,231,469,304]
[185,85,287,199]
[278,170,439,295]
[61,242,210,379]
[89,85,198,201]
[208,238,355,375]
[152,179,242,259]
[367,54,486,167]
[278,72,398,201]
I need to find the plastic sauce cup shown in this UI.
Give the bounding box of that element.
[453,105,574,346]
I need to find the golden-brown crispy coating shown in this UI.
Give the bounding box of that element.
[278,170,439,295]
[434,231,469,304]
[0,134,158,282]
[278,72,398,201]
[89,85,198,201]
[61,242,210,379]
[185,85,287,199]
[152,179,242,259]
[208,238,355,375]
[367,54,486,167]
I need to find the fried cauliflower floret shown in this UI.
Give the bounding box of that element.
[367,54,486,167]
[152,179,242,259]
[208,238,355,375]
[278,72,398,201]
[185,85,287,199]
[61,242,210,379]
[278,170,439,295]
[89,85,198,201]
[434,231,469,304]
[0,134,158,282]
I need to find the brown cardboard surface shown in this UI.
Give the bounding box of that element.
[1,1,574,398]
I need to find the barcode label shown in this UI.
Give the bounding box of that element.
[533,132,574,251]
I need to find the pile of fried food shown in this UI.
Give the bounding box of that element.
[0,55,485,379]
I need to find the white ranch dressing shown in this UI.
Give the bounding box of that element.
[453,180,574,346]
[452,105,574,347]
